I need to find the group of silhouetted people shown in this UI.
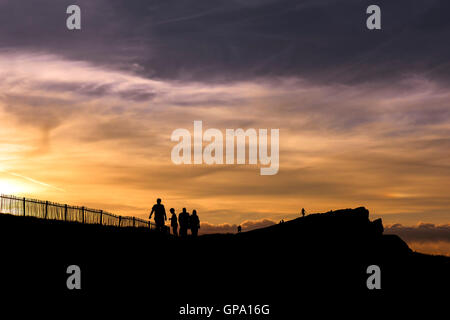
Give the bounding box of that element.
[149,198,200,237]
[149,198,306,237]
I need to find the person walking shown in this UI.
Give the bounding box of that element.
[149,198,167,232]
[178,208,190,238]
[190,210,200,237]
[169,208,178,236]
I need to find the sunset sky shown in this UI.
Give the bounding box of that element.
[0,0,449,254]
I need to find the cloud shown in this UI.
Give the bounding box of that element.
[0,1,449,255]
[199,218,276,234]
[385,222,450,256]
[384,223,450,243]
[406,241,450,256]
[0,51,449,229]
[0,1,449,84]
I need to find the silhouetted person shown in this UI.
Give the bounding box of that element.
[190,210,200,237]
[169,208,178,236]
[237,225,242,233]
[302,208,306,218]
[178,208,190,238]
[149,198,167,232]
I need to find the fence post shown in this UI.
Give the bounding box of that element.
[81,206,85,224]
[23,197,26,216]
[99,210,103,225]
[44,201,48,219]
[118,216,121,227]
[133,217,135,227]
[64,204,68,221]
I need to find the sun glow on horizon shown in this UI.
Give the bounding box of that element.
[0,180,26,196]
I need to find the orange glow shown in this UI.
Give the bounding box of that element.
[0,52,448,237]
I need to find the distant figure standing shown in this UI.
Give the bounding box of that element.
[149,198,167,232]
[302,208,306,218]
[169,208,178,236]
[237,225,242,233]
[190,210,200,237]
[178,208,190,238]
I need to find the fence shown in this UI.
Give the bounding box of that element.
[0,194,156,230]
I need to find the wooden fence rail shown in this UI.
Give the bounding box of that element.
[0,194,156,230]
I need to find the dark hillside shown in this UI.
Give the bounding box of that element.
[0,207,448,316]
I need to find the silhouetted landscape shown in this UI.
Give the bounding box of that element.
[2,1,450,317]
[1,206,448,316]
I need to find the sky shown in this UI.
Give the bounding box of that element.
[0,0,449,254]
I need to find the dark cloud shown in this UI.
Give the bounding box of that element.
[37,81,116,97]
[0,1,449,84]
[385,223,450,243]
[34,80,157,102]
